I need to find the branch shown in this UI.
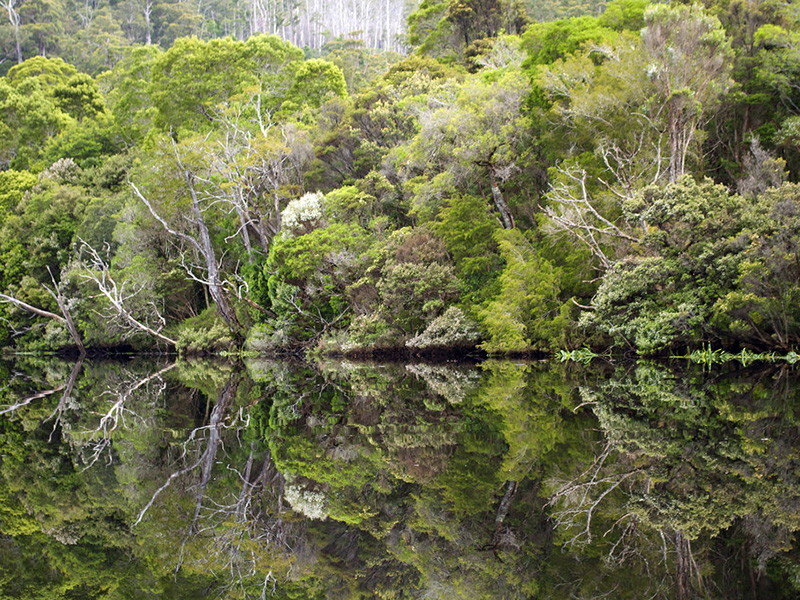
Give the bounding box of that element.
[43,266,85,354]
[0,383,65,415]
[78,240,177,347]
[129,181,204,254]
[0,293,65,322]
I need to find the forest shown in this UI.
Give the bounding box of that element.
[0,0,799,357]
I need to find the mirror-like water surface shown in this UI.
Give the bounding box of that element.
[0,356,798,599]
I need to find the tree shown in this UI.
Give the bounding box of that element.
[642,3,734,182]
[478,228,568,353]
[130,137,245,342]
[0,271,84,352]
[76,240,177,347]
[0,58,76,168]
[584,177,748,353]
[189,91,312,260]
[399,67,533,229]
[711,182,800,350]
[285,58,347,110]
[149,34,304,134]
[97,44,162,146]
[51,73,106,122]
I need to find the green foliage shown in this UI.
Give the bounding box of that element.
[710,183,800,349]
[375,227,461,334]
[175,307,235,353]
[98,45,162,145]
[479,229,569,353]
[432,194,502,302]
[6,56,77,87]
[0,77,72,169]
[286,59,348,110]
[51,74,106,122]
[266,222,373,341]
[150,36,251,133]
[0,169,36,215]
[321,38,403,93]
[377,261,461,333]
[150,34,306,133]
[585,178,800,353]
[522,15,618,66]
[0,0,798,358]
[44,114,121,168]
[343,313,400,353]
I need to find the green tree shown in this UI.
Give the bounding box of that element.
[52,73,106,122]
[583,177,757,353]
[642,3,734,182]
[479,228,568,353]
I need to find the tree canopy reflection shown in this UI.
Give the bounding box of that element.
[0,356,799,598]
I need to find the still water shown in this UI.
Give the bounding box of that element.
[0,355,798,599]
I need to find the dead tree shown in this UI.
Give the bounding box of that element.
[130,141,244,343]
[0,268,85,354]
[80,362,177,467]
[78,240,177,348]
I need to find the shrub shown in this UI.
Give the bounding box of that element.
[176,307,234,354]
[406,306,480,350]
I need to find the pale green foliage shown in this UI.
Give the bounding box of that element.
[7,56,77,87]
[343,313,398,352]
[398,68,531,225]
[283,475,330,520]
[0,170,37,213]
[405,363,481,403]
[0,77,73,169]
[176,308,235,353]
[406,306,480,350]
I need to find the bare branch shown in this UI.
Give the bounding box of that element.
[0,293,65,322]
[129,181,205,254]
[78,240,177,347]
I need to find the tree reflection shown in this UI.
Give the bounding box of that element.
[1,356,800,598]
[547,361,800,599]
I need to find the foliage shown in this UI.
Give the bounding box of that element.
[479,229,569,353]
[175,307,235,354]
[1,0,800,357]
[585,178,800,353]
[406,306,480,351]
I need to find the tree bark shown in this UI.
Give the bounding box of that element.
[488,165,515,229]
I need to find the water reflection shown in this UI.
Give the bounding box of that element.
[0,356,798,598]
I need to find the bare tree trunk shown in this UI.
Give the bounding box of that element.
[488,165,514,229]
[188,370,240,532]
[1,0,23,64]
[490,480,518,547]
[143,0,153,44]
[189,182,244,341]
[44,269,86,355]
[0,294,66,323]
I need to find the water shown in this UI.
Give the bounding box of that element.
[0,355,798,599]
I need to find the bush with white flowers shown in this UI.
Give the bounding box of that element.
[281,191,325,238]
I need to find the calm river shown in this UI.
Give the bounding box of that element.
[0,356,797,599]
